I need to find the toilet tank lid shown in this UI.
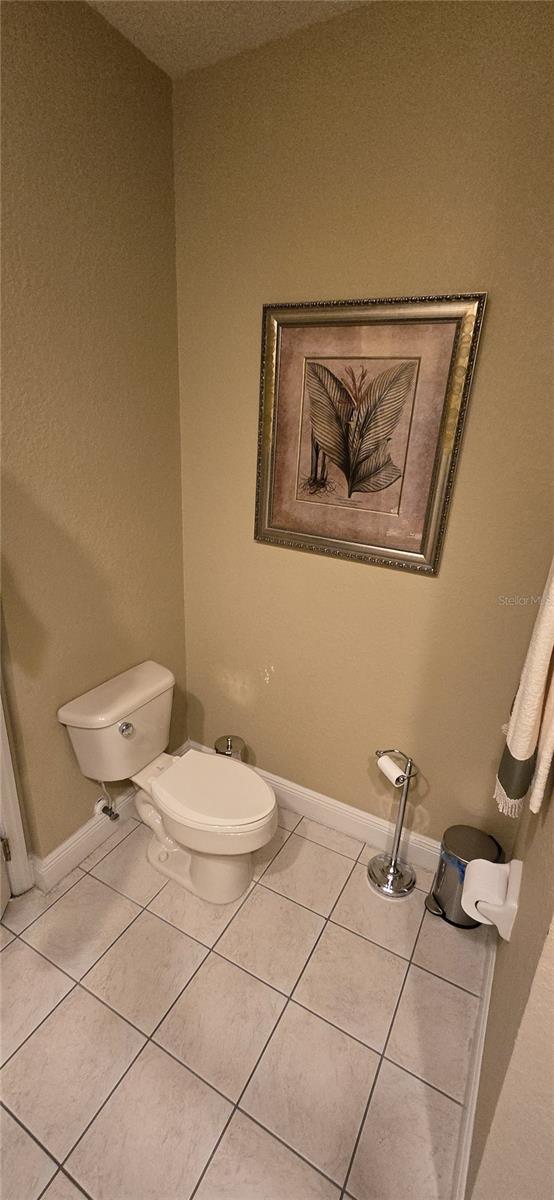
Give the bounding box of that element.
[57,661,175,729]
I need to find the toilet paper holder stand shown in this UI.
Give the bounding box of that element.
[367,748,418,900]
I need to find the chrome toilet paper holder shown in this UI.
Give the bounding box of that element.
[367,748,418,899]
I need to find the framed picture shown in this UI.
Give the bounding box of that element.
[254,293,486,575]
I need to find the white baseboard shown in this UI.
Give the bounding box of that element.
[32,788,137,893]
[31,739,440,892]
[452,933,497,1200]
[185,739,440,872]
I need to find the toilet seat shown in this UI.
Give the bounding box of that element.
[151,748,275,831]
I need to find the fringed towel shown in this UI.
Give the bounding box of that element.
[495,557,554,818]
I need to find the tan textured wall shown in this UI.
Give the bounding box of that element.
[1,2,186,857]
[173,2,553,844]
[467,793,554,1195]
[470,917,554,1200]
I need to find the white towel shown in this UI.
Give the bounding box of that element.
[495,557,554,817]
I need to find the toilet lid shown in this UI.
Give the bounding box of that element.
[151,749,275,829]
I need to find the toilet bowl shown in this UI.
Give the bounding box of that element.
[133,749,277,903]
[57,661,277,904]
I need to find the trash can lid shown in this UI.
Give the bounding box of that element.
[443,824,501,865]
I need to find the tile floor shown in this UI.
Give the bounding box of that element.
[1,810,491,1200]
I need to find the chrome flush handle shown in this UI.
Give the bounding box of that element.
[118,721,134,738]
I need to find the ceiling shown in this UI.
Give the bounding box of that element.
[88,0,362,79]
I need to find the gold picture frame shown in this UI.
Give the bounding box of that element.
[254,293,486,575]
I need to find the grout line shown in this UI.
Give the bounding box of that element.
[408,959,484,999]
[209,882,263,953]
[276,812,303,833]
[35,1167,94,1200]
[339,1057,385,1200]
[59,1168,95,1200]
[187,996,290,1200]
[147,880,263,1042]
[84,869,167,909]
[188,852,361,1199]
[250,831,292,884]
[186,1107,236,1197]
[1,904,152,1070]
[288,997,387,1056]
[270,829,362,866]
[327,909,483,988]
[257,877,344,921]
[340,904,427,1197]
[290,827,363,861]
[210,948,289,999]
[327,913,416,964]
[75,981,152,1041]
[76,907,151,984]
[1,1100,60,1167]
[78,819,140,873]
[381,1056,464,1107]
[58,1041,146,1173]
[141,901,211,948]
[0,980,80,1071]
[381,905,426,1058]
[2,870,88,937]
[148,947,213,1041]
[22,903,145,981]
[147,1038,233,1107]
[236,1108,344,1192]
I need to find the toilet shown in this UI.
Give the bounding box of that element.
[57,661,277,904]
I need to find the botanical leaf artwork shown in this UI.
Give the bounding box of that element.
[304,360,416,496]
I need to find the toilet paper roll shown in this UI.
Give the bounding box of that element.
[461,858,510,926]
[377,754,405,787]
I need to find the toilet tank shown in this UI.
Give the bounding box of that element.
[57,661,175,782]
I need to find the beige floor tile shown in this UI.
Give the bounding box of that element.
[2,870,84,935]
[194,1110,340,1199]
[387,965,479,1102]
[413,862,436,893]
[42,1173,86,1200]
[331,864,424,957]
[66,1043,231,1200]
[0,987,144,1160]
[217,885,324,993]
[82,910,207,1033]
[357,843,381,866]
[241,1002,378,1184]
[90,824,166,905]
[22,874,139,979]
[294,922,406,1051]
[262,835,353,917]
[0,925,15,950]
[252,827,290,879]
[277,807,302,831]
[1,940,73,1064]
[79,816,139,871]
[413,912,491,995]
[296,818,363,860]
[155,954,286,1100]
[148,879,252,947]
[0,1106,57,1200]
[348,1059,461,1200]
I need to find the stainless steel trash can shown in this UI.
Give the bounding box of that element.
[425,825,502,928]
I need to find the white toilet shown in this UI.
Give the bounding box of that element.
[57,661,277,903]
